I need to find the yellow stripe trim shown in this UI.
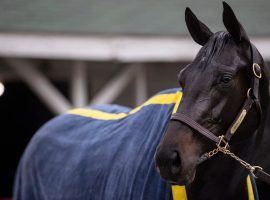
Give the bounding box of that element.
[172,92,182,114]
[68,91,182,120]
[247,175,255,200]
[172,185,187,200]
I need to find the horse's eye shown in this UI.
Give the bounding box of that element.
[220,74,232,84]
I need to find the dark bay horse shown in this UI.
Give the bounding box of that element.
[155,2,270,200]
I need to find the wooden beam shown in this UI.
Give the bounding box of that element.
[0,33,269,61]
[134,64,147,105]
[6,59,72,115]
[90,66,136,105]
[70,61,88,107]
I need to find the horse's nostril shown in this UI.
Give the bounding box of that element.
[171,151,181,174]
[155,148,182,177]
[171,151,181,166]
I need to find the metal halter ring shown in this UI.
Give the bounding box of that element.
[252,63,262,79]
[247,88,252,98]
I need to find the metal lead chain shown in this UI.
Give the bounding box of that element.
[206,135,263,178]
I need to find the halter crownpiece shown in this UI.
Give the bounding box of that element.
[170,44,270,184]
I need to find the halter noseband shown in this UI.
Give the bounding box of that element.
[170,44,270,184]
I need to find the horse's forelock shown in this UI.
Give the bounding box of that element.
[194,32,231,69]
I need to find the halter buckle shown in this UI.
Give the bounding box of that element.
[217,135,229,149]
[252,63,262,79]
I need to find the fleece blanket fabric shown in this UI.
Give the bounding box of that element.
[13,88,184,200]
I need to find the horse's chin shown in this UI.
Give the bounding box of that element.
[184,169,196,185]
[163,169,197,186]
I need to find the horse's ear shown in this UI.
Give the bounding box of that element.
[185,7,213,46]
[222,2,249,43]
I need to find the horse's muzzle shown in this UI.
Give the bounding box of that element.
[155,147,183,182]
[155,146,197,185]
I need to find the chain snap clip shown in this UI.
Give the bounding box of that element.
[217,135,229,150]
[206,135,264,179]
[250,166,263,178]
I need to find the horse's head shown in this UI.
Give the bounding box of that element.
[155,2,266,185]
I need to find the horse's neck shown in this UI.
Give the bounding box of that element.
[254,70,270,166]
[254,105,270,198]
[252,66,270,198]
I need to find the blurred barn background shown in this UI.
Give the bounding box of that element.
[1,0,270,198]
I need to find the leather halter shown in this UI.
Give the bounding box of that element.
[170,44,270,184]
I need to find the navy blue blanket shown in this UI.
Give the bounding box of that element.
[14,88,182,200]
